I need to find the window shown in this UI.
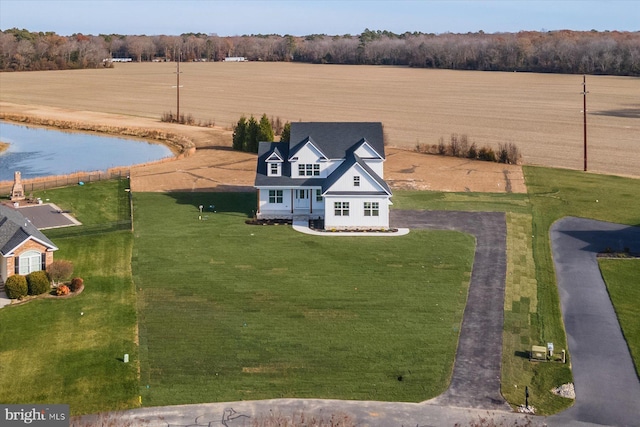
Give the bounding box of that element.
[353,176,360,187]
[364,202,379,217]
[334,201,349,216]
[316,189,323,202]
[269,190,283,203]
[16,250,43,275]
[269,163,280,176]
[298,164,320,176]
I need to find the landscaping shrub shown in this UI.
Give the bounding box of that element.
[27,271,50,295]
[5,274,28,299]
[47,260,74,284]
[55,285,70,296]
[70,277,84,292]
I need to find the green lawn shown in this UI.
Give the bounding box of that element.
[2,166,639,416]
[0,181,138,415]
[599,259,640,376]
[133,192,475,406]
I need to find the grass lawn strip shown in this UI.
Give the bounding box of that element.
[0,180,139,415]
[599,259,640,377]
[133,192,475,406]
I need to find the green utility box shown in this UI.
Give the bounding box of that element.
[530,345,547,361]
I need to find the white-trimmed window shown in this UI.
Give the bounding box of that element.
[316,189,323,202]
[364,202,379,217]
[298,164,320,176]
[15,250,44,275]
[268,163,281,176]
[353,176,360,187]
[334,201,349,216]
[269,190,283,203]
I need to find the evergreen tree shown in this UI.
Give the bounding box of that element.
[258,113,275,143]
[280,122,291,143]
[245,115,259,153]
[232,116,247,151]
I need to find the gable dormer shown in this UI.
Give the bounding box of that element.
[266,147,284,177]
[352,138,383,160]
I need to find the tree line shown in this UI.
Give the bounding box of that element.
[1,27,639,75]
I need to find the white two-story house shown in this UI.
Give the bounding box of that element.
[254,122,392,230]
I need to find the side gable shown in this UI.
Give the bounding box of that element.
[0,206,58,256]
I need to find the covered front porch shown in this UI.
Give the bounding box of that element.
[256,187,324,220]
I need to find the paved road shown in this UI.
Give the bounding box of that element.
[547,217,640,427]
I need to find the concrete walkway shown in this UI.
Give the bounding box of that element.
[547,217,640,427]
[292,217,410,236]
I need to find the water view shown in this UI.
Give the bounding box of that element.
[0,122,173,181]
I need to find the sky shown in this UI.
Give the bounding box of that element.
[0,0,638,37]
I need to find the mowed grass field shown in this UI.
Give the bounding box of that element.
[1,62,639,176]
[132,192,475,406]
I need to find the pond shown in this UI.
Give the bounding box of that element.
[0,122,173,181]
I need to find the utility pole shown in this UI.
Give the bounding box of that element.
[173,52,183,122]
[582,75,588,171]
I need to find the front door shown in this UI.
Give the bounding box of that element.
[294,189,310,210]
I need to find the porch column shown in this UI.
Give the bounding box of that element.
[290,189,294,214]
[310,189,313,214]
[256,189,260,214]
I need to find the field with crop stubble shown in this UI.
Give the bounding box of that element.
[1,62,638,176]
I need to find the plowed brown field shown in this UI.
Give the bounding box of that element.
[1,62,637,192]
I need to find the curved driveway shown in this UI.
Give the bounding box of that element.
[548,217,640,426]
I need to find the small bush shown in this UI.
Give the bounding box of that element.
[48,260,74,284]
[5,274,28,299]
[56,285,70,296]
[27,270,50,295]
[507,142,521,164]
[478,146,497,162]
[498,143,509,163]
[448,133,460,157]
[468,142,478,159]
[70,277,84,292]
[437,137,446,154]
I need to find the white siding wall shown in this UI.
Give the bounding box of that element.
[257,188,292,217]
[323,196,390,229]
[329,164,383,193]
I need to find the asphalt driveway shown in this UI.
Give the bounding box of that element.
[548,217,640,426]
[390,210,511,410]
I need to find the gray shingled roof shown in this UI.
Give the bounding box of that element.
[0,205,58,256]
[289,122,385,160]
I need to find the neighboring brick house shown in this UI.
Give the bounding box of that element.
[0,205,58,284]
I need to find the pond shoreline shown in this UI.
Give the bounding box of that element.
[0,113,196,156]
